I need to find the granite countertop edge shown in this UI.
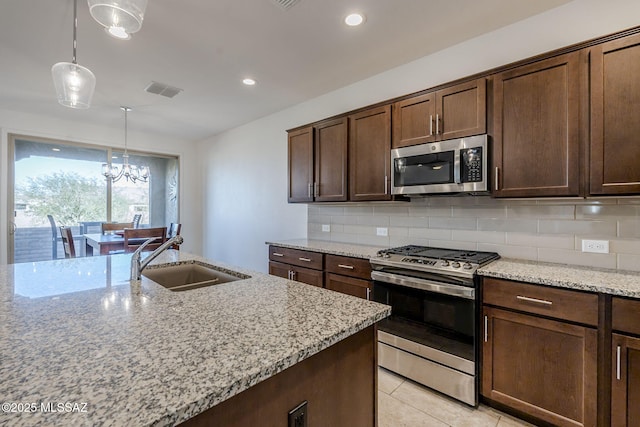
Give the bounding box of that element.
[266,239,384,259]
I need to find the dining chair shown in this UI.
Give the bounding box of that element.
[47,214,59,259]
[132,214,142,228]
[123,227,167,253]
[101,222,134,234]
[59,226,76,258]
[167,223,182,250]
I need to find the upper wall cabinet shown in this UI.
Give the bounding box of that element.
[492,51,586,198]
[288,126,314,203]
[392,78,486,148]
[590,33,640,195]
[349,105,392,201]
[314,117,348,202]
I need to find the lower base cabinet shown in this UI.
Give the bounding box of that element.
[326,273,371,300]
[268,261,323,287]
[612,334,640,427]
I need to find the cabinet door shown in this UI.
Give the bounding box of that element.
[590,33,640,195]
[288,127,314,202]
[291,265,324,287]
[268,261,291,279]
[482,306,597,427]
[392,92,436,148]
[612,333,640,427]
[326,273,371,300]
[436,78,486,141]
[315,118,348,202]
[349,105,391,201]
[492,52,585,197]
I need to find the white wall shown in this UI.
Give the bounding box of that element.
[0,109,203,264]
[199,0,640,273]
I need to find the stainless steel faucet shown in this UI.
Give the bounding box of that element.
[130,235,184,280]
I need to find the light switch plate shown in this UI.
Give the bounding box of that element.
[581,239,609,253]
[376,227,388,236]
[322,224,330,232]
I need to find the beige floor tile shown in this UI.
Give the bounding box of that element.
[389,381,499,427]
[378,391,450,427]
[496,414,537,427]
[378,367,405,394]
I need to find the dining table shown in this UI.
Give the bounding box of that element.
[84,233,126,256]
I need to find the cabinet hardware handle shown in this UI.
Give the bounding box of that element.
[484,315,488,342]
[436,114,440,134]
[516,295,553,305]
[291,271,296,280]
[314,182,319,197]
[429,115,433,136]
[616,345,621,380]
[494,167,499,191]
[308,182,312,198]
[338,264,354,270]
[366,288,371,300]
[299,257,312,262]
[384,175,389,195]
[287,270,292,280]
[272,252,284,257]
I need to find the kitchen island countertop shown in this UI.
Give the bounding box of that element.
[0,251,390,427]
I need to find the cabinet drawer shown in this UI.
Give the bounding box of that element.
[269,246,323,270]
[483,278,598,326]
[269,261,324,287]
[325,254,372,280]
[613,297,640,336]
[326,273,371,300]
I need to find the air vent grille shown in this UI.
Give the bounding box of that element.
[144,81,183,98]
[271,0,301,11]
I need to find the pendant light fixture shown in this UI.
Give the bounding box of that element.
[87,0,148,40]
[51,0,96,109]
[102,107,150,183]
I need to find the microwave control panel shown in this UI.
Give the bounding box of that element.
[461,147,483,183]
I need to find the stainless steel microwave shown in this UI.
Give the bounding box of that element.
[391,134,488,195]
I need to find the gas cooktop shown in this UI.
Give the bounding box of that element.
[372,245,500,276]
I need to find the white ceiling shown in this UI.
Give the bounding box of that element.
[0,0,571,142]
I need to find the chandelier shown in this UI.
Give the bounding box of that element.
[51,0,96,109]
[87,0,148,40]
[102,107,150,183]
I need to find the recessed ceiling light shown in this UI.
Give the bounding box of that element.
[243,78,256,86]
[345,13,365,26]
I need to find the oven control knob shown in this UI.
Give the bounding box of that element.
[463,262,473,270]
[440,260,449,267]
[451,261,461,268]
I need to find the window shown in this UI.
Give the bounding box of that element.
[9,135,179,263]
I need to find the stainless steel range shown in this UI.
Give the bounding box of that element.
[370,245,499,406]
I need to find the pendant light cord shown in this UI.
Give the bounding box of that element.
[72,0,78,64]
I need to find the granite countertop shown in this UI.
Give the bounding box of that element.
[268,239,640,298]
[0,251,390,427]
[478,258,640,298]
[266,239,384,259]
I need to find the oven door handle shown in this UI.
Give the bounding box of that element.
[372,271,475,299]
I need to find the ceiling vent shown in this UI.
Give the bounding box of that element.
[271,0,301,11]
[144,81,183,98]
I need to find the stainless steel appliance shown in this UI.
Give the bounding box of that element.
[391,134,488,195]
[370,245,499,406]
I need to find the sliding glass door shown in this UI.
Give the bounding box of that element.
[9,135,178,263]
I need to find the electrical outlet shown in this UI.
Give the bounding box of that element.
[288,401,308,427]
[376,227,388,236]
[322,224,330,232]
[581,239,609,254]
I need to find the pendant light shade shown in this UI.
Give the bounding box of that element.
[52,0,96,109]
[51,62,96,109]
[87,0,148,39]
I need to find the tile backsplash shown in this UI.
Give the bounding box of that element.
[308,196,640,272]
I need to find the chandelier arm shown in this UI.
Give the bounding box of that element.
[72,0,77,64]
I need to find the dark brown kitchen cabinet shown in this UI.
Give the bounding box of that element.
[590,33,640,195]
[392,78,486,148]
[287,126,314,202]
[492,51,586,197]
[314,117,348,202]
[325,254,373,300]
[612,297,640,427]
[268,245,324,287]
[482,278,598,427]
[349,105,391,201]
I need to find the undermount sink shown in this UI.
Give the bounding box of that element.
[142,262,250,292]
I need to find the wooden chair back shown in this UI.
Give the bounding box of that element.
[123,227,167,253]
[59,226,76,258]
[167,223,182,250]
[102,222,133,234]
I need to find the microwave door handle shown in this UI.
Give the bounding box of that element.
[454,150,461,184]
